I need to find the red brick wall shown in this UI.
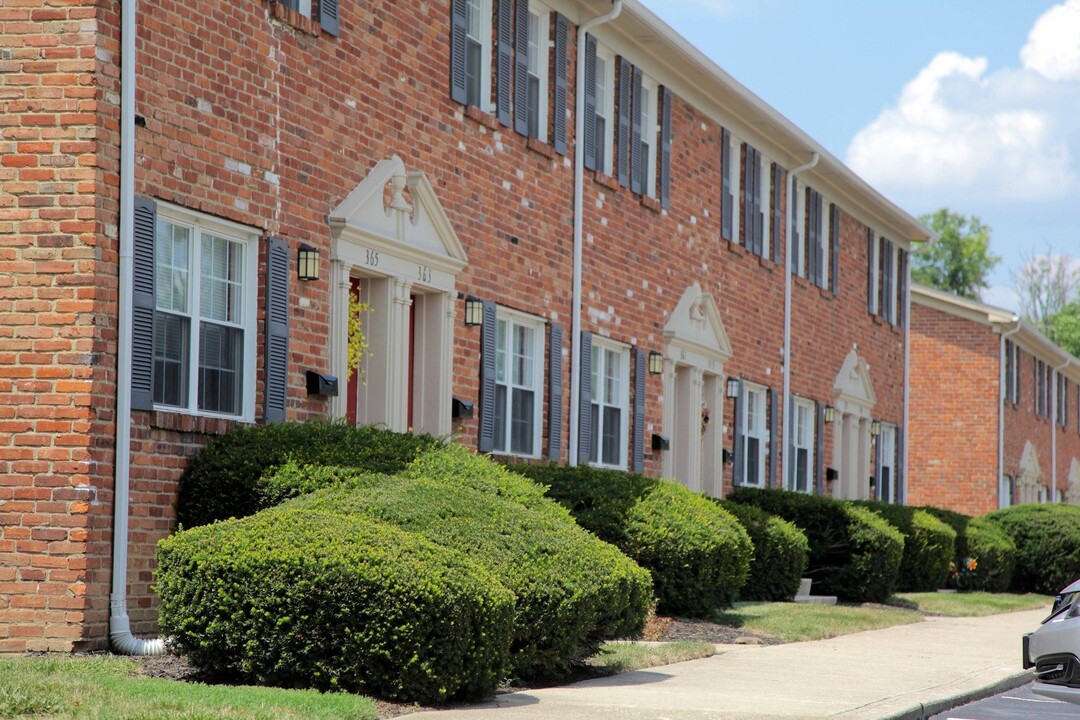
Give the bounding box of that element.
[3,0,911,648]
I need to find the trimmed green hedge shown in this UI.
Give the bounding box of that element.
[920,506,1016,592]
[728,487,904,602]
[853,501,956,591]
[157,507,515,704]
[986,504,1080,594]
[513,464,751,616]
[176,421,439,528]
[718,500,809,601]
[268,462,652,679]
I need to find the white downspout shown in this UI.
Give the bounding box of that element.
[111,0,165,656]
[1053,358,1070,503]
[998,323,1021,508]
[780,152,817,490]
[569,0,621,466]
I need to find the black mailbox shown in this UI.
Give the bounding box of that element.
[651,433,670,451]
[306,370,339,397]
[452,398,474,419]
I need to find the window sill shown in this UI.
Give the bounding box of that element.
[727,240,747,257]
[819,287,834,301]
[147,409,248,436]
[757,255,775,272]
[794,275,810,290]
[592,170,620,191]
[269,1,320,36]
[640,194,662,214]
[465,105,501,132]
[526,136,556,159]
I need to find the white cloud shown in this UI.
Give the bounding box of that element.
[979,285,1020,314]
[1021,0,1080,81]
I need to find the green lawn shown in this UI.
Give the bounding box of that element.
[713,602,924,643]
[589,641,715,674]
[0,655,378,720]
[891,591,1052,617]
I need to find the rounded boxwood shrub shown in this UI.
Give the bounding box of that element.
[512,464,751,616]
[986,504,1080,594]
[157,507,515,704]
[269,463,653,679]
[917,507,1016,592]
[853,501,956,591]
[729,487,904,602]
[718,500,809,601]
[176,421,439,528]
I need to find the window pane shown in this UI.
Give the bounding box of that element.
[466,0,482,39]
[197,322,243,415]
[496,319,507,384]
[510,388,534,454]
[153,311,189,407]
[591,346,600,398]
[466,39,482,106]
[602,406,620,465]
[595,116,607,169]
[512,324,533,386]
[527,12,540,75]
[589,403,600,464]
[880,468,891,504]
[746,437,760,485]
[527,76,540,138]
[494,384,507,452]
[605,349,620,405]
[201,234,243,323]
[155,221,189,312]
[595,56,607,117]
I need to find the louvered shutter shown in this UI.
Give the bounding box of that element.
[577,331,593,465]
[815,402,824,495]
[772,163,783,263]
[721,128,732,241]
[874,427,884,501]
[513,0,528,135]
[318,0,339,36]
[806,188,818,284]
[786,395,795,490]
[617,58,631,188]
[629,66,643,195]
[867,229,876,315]
[632,348,647,473]
[790,177,799,273]
[583,34,598,170]
[830,203,840,294]
[659,86,672,209]
[131,197,157,411]
[478,301,498,452]
[263,236,290,424]
[732,384,744,486]
[897,248,909,328]
[547,323,563,461]
[883,239,894,322]
[495,0,513,125]
[450,0,468,105]
[768,387,778,487]
[552,14,568,155]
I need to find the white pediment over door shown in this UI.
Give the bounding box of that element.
[832,348,876,417]
[328,155,467,292]
[663,283,733,370]
[1067,458,1080,504]
[1020,440,1042,480]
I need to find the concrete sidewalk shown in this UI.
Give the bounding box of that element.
[401,606,1046,720]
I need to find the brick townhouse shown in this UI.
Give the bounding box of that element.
[909,285,1080,516]
[0,0,931,651]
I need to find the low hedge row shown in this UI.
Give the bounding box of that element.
[728,487,904,602]
[175,421,439,528]
[853,501,955,591]
[267,458,653,679]
[157,507,515,704]
[919,506,1016,592]
[513,463,751,617]
[718,500,809,601]
[986,504,1080,594]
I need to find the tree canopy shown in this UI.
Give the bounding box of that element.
[912,209,999,300]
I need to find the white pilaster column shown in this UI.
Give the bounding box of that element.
[329,259,352,421]
[386,277,414,431]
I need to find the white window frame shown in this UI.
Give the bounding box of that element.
[878,423,897,503]
[741,382,767,487]
[493,307,545,458]
[588,339,629,470]
[728,130,741,244]
[791,396,815,493]
[760,151,772,260]
[526,1,550,142]
[594,43,616,176]
[880,235,898,324]
[820,191,831,290]
[639,74,659,199]
[465,0,494,113]
[999,475,1014,509]
[153,203,258,422]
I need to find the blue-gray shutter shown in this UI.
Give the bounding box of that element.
[815,402,824,495]
[742,144,752,248]
[659,86,672,210]
[772,163,783,263]
[497,0,513,126]
[896,426,905,505]
[629,65,643,195]
[806,187,818,285]
[897,248,909,328]
[131,196,157,412]
[263,237,290,424]
[867,229,876,315]
[552,14,568,155]
[721,128,732,242]
[547,323,563,461]
[790,177,799,273]
[318,0,339,36]
[450,0,468,105]
[830,203,840,294]
[577,331,593,465]
[632,347,646,473]
[883,239,894,322]
[513,0,529,136]
[617,57,631,188]
[786,394,795,490]
[874,426,884,501]
[478,300,498,452]
[753,149,763,255]
[1016,346,1021,406]
[732,383,744,486]
[583,35,598,171]
[768,387,778,487]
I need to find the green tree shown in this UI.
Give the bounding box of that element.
[1048,302,1080,358]
[912,209,1000,300]
[1015,246,1080,338]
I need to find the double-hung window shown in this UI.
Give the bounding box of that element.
[525,3,549,140]
[878,424,897,503]
[464,0,492,109]
[741,144,770,258]
[593,45,615,174]
[639,75,658,198]
[741,383,767,486]
[588,341,628,468]
[153,206,257,419]
[494,311,544,456]
[792,397,815,493]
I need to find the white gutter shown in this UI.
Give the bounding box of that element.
[1053,358,1070,503]
[780,152,818,491]
[570,0,622,466]
[900,236,937,505]
[111,0,165,656]
[998,322,1021,509]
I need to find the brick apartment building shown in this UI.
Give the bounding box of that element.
[1,0,931,651]
[909,285,1080,516]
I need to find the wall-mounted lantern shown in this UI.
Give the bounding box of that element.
[870,420,881,436]
[648,351,664,375]
[725,377,741,399]
[297,244,320,281]
[464,296,484,326]
[823,405,837,423]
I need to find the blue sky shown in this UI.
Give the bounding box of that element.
[641,0,1080,312]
